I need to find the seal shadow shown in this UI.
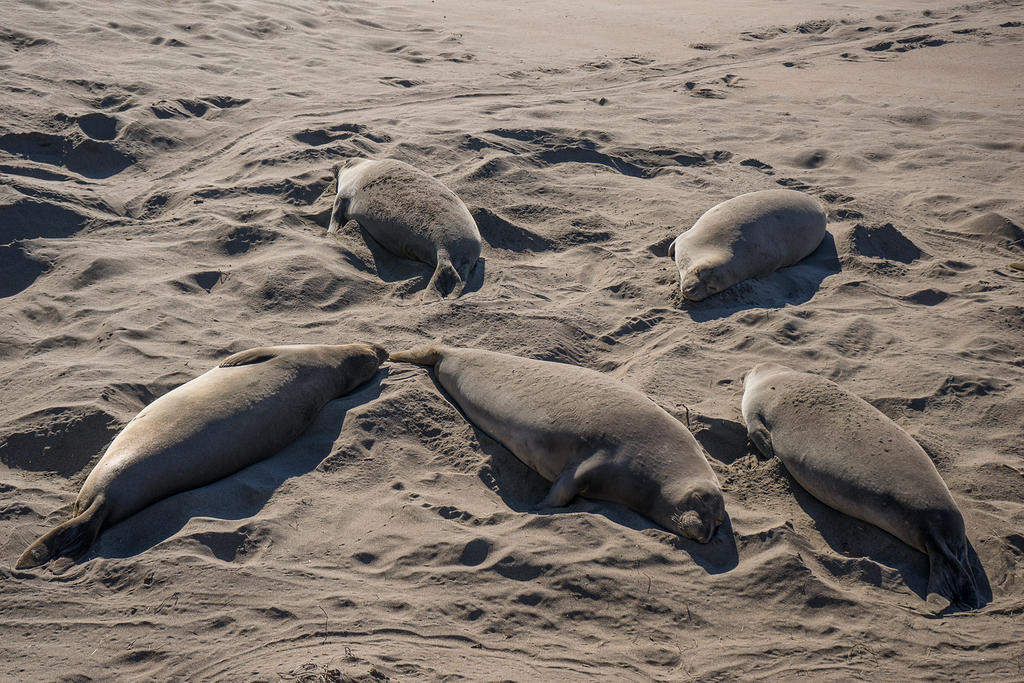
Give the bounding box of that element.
[88,372,386,561]
[416,367,739,573]
[770,456,992,611]
[681,232,841,323]
[352,221,432,286]
[690,414,751,465]
[342,220,484,297]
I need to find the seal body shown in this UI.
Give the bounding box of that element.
[328,158,482,296]
[16,343,388,569]
[668,189,827,301]
[390,345,725,542]
[741,362,980,608]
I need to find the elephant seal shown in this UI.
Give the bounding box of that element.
[328,158,482,296]
[16,343,387,570]
[741,362,981,609]
[668,189,827,301]
[390,345,725,542]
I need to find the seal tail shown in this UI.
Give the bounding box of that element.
[427,255,462,297]
[15,496,107,570]
[389,345,443,366]
[924,535,981,611]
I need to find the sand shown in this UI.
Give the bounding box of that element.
[2,0,1023,679]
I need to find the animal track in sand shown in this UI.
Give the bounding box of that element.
[293,122,391,147]
[378,76,422,88]
[0,244,51,298]
[218,225,279,256]
[459,538,491,566]
[864,35,949,55]
[184,524,272,563]
[149,95,249,120]
[0,406,120,476]
[598,313,667,344]
[0,131,134,178]
[52,112,120,140]
[0,197,94,240]
[476,127,731,179]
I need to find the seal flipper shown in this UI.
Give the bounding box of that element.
[389,345,442,366]
[924,536,980,611]
[327,194,349,235]
[428,255,462,297]
[745,413,775,458]
[220,348,279,367]
[667,238,676,259]
[15,496,107,570]
[539,463,582,508]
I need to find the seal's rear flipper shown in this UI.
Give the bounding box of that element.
[389,345,443,366]
[15,497,106,570]
[428,257,462,297]
[925,537,981,611]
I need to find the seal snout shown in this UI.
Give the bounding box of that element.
[670,486,726,543]
[673,509,717,544]
[679,270,712,302]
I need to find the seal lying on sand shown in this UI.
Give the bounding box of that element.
[741,362,981,609]
[668,189,827,301]
[16,343,387,570]
[390,345,726,542]
[328,158,482,296]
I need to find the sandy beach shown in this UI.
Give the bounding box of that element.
[2,0,1023,679]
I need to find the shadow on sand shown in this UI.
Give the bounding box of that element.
[340,221,484,297]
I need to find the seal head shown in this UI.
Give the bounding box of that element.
[660,481,726,543]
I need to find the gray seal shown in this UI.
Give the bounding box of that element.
[668,189,827,301]
[328,158,482,296]
[390,345,725,542]
[16,343,387,570]
[741,362,981,609]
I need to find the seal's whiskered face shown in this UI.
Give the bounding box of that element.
[670,485,726,543]
[680,265,723,301]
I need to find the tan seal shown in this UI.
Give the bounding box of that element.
[390,345,725,542]
[328,158,482,296]
[668,189,827,301]
[741,362,981,609]
[16,343,387,570]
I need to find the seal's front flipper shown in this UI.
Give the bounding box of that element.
[220,348,279,367]
[746,413,775,458]
[428,256,462,297]
[667,238,677,259]
[327,195,349,235]
[15,497,106,570]
[925,537,981,611]
[539,464,581,508]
